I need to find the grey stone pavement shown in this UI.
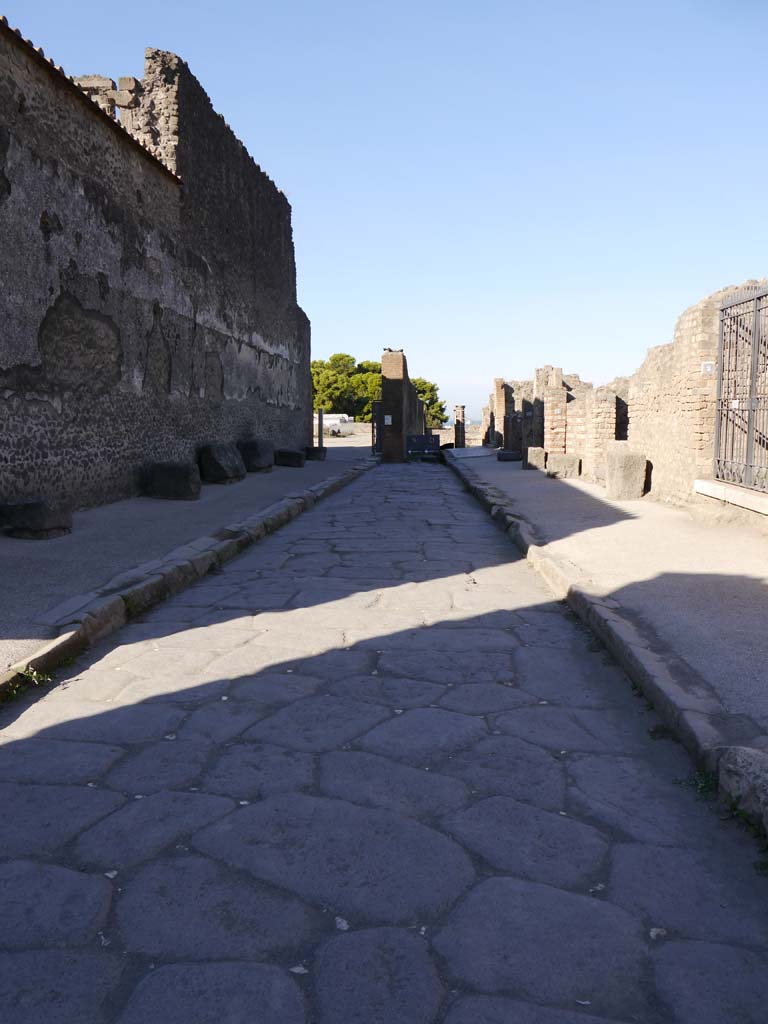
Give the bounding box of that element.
[1,445,363,670]
[450,451,768,729]
[1,463,768,1023]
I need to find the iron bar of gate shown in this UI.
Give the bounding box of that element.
[715,287,768,493]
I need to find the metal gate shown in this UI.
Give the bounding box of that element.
[715,288,768,492]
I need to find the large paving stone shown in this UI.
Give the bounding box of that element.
[374,628,518,654]
[192,793,474,922]
[115,674,230,705]
[434,877,646,1019]
[513,647,631,708]
[0,861,111,948]
[0,783,124,856]
[320,751,468,818]
[295,649,376,678]
[118,963,305,1024]
[230,671,322,704]
[442,736,565,809]
[654,940,768,1024]
[104,739,210,794]
[329,674,445,708]
[0,738,124,783]
[0,699,186,743]
[74,791,234,869]
[608,843,768,945]
[512,607,589,646]
[0,950,123,1024]
[177,701,267,743]
[569,755,708,844]
[117,854,319,958]
[439,683,533,714]
[314,927,443,1024]
[244,696,388,751]
[493,705,650,754]
[201,743,314,799]
[444,995,623,1023]
[360,708,486,765]
[442,796,608,887]
[379,650,515,686]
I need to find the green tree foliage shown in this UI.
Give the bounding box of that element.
[312,353,447,427]
[412,377,448,428]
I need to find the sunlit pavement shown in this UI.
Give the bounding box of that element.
[1,464,767,1023]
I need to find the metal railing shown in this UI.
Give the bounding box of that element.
[715,288,768,493]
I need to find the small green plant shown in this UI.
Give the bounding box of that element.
[19,666,52,687]
[0,665,53,705]
[675,770,718,800]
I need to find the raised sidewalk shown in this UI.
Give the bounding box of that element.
[1,446,373,682]
[447,449,768,828]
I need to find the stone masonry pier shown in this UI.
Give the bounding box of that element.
[1,463,767,1023]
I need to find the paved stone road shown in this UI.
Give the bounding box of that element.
[1,464,768,1023]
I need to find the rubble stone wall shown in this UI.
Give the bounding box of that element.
[626,290,730,501]
[0,26,311,508]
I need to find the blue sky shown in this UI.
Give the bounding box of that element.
[7,1,767,419]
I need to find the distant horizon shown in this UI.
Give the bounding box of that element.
[6,1,767,421]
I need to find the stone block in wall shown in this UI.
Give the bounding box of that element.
[524,447,547,470]
[606,442,647,500]
[198,444,247,483]
[275,448,306,468]
[238,439,275,472]
[0,500,73,539]
[546,453,581,479]
[144,462,201,500]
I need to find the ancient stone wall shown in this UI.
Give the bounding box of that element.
[581,387,623,483]
[486,284,768,511]
[625,289,732,501]
[380,350,426,462]
[0,23,311,508]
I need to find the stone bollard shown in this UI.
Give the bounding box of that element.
[546,453,581,479]
[605,442,647,499]
[198,443,247,483]
[144,462,201,499]
[237,439,275,472]
[523,447,547,470]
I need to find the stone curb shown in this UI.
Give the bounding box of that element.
[0,458,377,699]
[446,452,768,834]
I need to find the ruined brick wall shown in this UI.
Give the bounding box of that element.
[562,375,590,462]
[0,24,311,508]
[582,387,623,483]
[625,284,756,502]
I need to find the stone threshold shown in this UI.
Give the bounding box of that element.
[446,451,768,837]
[694,478,768,517]
[0,457,377,698]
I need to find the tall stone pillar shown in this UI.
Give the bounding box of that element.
[454,405,466,448]
[486,410,496,447]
